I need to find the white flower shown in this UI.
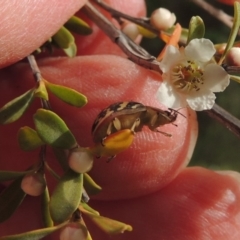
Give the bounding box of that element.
[156,38,230,111]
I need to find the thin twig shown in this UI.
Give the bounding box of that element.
[93,0,159,35]
[83,2,162,73]
[191,0,234,29]
[206,104,240,138]
[27,55,90,202]
[27,55,42,83]
[83,1,240,139]
[27,54,51,109]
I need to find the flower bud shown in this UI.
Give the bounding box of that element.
[150,8,176,30]
[60,223,88,240]
[68,148,94,173]
[21,172,46,196]
[121,22,139,41]
[225,47,240,66]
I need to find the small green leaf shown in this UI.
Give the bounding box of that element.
[0,89,35,124]
[0,177,26,222]
[45,81,87,108]
[34,80,49,100]
[80,202,100,216]
[84,212,132,234]
[18,126,45,151]
[0,170,33,182]
[187,16,205,44]
[83,173,102,195]
[41,185,54,228]
[52,26,75,49]
[62,42,77,57]
[219,2,240,64]
[33,109,76,149]
[0,223,67,240]
[64,16,93,35]
[49,169,83,223]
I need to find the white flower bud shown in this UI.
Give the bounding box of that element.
[225,47,240,66]
[150,8,176,30]
[121,22,139,41]
[60,223,87,240]
[21,172,46,196]
[68,148,93,173]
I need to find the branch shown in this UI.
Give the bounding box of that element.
[83,1,162,73]
[191,0,234,29]
[83,1,240,139]
[93,0,159,35]
[206,104,240,138]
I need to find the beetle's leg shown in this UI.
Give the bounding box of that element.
[112,117,121,131]
[101,121,114,146]
[106,121,113,136]
[107,155,116,163]
[131,118,140,133]
[101,118,121,146]
[155,129,172,137]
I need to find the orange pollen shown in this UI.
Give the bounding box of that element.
[171,60,204,93]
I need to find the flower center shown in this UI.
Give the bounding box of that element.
[171,60,204,93]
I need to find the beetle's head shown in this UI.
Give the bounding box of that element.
[166,108,186,125]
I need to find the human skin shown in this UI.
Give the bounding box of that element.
[0,1,240,240]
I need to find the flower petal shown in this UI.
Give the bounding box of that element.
[203,63,230,92]
[186,90,216,111]
[159,45,181,72]
[156,80,186,109]
[184,38,216,62]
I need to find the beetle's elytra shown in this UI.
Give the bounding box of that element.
[92,101,179,144]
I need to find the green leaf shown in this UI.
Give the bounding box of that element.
[0,177,26,222]
[64,16,93,35]
[62,42,77,57]
[187,16,205,44]
[41,185,54,228]
[0,170,33,182]
[52,147,69,170]
[49,169,83,223]
[52,26,75,49]
[33,109,76,149]
[219,2,240,64]
[34,81,49,100]
[83,173,102,195]
[0,223,67,240]
[0,89,35,124]
[80,202,100,216]
[84,211,132,234]
[18,126,45,151]
[45,81,87,108]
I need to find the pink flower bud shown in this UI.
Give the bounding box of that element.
[68,148,94,173]
[225,47,240,66]
[21,172,46,196]
[60,223,87,240]
[121,22,139,41]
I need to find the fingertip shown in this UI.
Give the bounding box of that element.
[0,0,87,68]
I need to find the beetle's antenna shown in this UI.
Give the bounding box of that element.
[168,108,186,119]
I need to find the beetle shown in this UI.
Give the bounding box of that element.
[92,101,180,145]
